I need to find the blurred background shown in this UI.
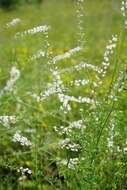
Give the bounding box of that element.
[0,0,43,9]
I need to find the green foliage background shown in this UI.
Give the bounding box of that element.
[0,0,127,189]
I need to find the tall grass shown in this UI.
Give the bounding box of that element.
[0,0,126,189]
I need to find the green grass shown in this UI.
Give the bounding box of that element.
[0,0,127,189]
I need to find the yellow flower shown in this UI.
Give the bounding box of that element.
[72,102,78,108]
[116,161,125,166]
[25,161,31,166]
[38,103,43,112]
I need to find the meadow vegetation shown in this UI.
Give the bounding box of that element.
[0,0,127,189]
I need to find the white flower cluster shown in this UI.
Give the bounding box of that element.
[117,142,127,152]
[121,0,127,16]
[68,158,79,169]
[0,116,17,127]
[40,74,64,101]
[15,25,50,38]
[107,74,124,102]
[58,93,95,113]
[12,131,32,146]
[113,70,125,92]
[17,167,32,174]
[43,28,53,63]
[53,62,103,87]
[50,46,82,64]
[0,66,20,97]
[54,120,85,136]
[70,79,89,87]
[58,138,79,152]
[57,158,79,170]
[17,167,32,181]
[6,18,21,28]
[107,119,119,152]
[28,49,45,61]
[74,61,103,74]
[108,138,127,153]
[124,140,127,152]
[57,159,68,166]
[55,120,85,153]
[5,66,20,91]
[28,73,65,102]
[108,94,118,102]
[69,120,85,129]
[107,138,113,149]
[70,79,99,88]
[101,35,117,77]
[107,118,127,153]
[76,0,85,46]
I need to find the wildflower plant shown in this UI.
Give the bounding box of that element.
[0,0,127,189]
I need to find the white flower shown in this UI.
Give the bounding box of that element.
[15,25,50,38]
[54,120,85,136]
[74,61,103,74]
[17,167,32,181]
[28,49,45,61]
[50,46,82,64]
[0,66,20,97]
[12,131,32,146]
[101,35,117,77]
[70,79,89,87]
[58,93,95,113]
[58,138,80,152]
[6,18,21,28]
[0,116,17,127]
[68,158,79,169]
[121,0,127,17]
